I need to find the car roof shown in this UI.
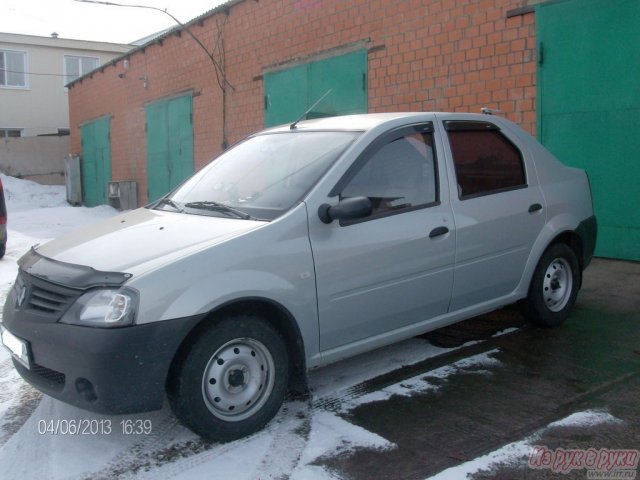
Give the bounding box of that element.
[261,112,435,133]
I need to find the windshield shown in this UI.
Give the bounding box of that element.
[158,131,359,221]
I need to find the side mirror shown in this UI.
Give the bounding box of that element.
[318,196,373,224]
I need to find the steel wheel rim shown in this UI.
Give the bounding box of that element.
[202,338,275,422]
[543,257,573,312]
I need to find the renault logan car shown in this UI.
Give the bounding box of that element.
[1,113,596,441]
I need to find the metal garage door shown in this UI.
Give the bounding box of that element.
[264,49,367,127]
[145,94,194,202]
[80,116,111,207]
[536,0,640,260]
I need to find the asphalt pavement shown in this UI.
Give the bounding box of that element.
[320,258,640,480]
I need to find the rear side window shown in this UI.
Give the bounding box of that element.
[446,124,526,198]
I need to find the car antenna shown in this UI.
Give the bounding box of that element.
[290,89,333,130]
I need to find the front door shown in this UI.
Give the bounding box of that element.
[308,124,455,352]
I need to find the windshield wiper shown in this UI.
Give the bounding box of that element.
[183,201,256,220]
[154,197,183,212]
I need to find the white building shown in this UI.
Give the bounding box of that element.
[0,32,132,137]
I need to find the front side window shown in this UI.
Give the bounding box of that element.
[340,131,437,218]
[165,131,360,221]
[0,50,27,88]
[446,124,526,198]
[64,55,99,85]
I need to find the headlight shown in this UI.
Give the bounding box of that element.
[60,288,139,328]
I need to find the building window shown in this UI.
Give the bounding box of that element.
[0,128,23,138]
[0,50,27,88]
[64,55,99,85]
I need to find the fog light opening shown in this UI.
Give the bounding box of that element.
[75,378,97,403]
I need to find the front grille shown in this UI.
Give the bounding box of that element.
[31,363,66,388]
[19,273,82,318]
[28,285,74,314]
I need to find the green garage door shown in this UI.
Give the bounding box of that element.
[81,116,111,207]
[537,0,640,260]
[146,94,194,202]
[264,49,367,127]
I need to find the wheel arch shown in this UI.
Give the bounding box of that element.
[549,230,585,272]
[167,296,308,395]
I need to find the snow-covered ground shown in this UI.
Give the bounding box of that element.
[0,176,623,480]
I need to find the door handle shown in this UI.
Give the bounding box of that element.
[528,203,543,214]
[429,226,449,238]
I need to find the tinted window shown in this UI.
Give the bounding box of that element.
[341,132,437,217]
[447,129,526,198]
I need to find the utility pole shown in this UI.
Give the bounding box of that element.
[75,0,233,150]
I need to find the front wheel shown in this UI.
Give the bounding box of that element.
[168,315,289,441]
[520,243,581,327]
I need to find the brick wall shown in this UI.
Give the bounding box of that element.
[69,0,541,205]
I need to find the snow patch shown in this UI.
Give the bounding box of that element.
[340,349,502,411]
[305,410,394,461]
[547,410,622,429]
[426,410,623,480]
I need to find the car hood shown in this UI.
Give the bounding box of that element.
[35,208,266,274]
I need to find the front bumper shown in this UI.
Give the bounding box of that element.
[2,287,203,415]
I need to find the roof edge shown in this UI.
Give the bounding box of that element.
[67,0,245,89]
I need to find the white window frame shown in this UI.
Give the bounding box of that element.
[0,49,28,89]
[0,128,24,138]
[63,55,100,87]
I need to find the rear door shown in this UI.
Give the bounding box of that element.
[307,123,455,352]
[438,115,546,311]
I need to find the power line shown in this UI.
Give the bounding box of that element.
[1,68,71,77]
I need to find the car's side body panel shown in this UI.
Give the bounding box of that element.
[305,118,456,354]
[127,203,322,362]
[433,113,547,312]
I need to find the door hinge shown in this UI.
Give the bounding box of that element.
[264,95,268,110]
[362,73,367,91]
[537,41,544,65]
[189,113,193,125]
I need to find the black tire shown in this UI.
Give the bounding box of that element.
[168,315,289,442]
[520,243,581,327]
[0,241,5,259]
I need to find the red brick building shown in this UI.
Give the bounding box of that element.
[69,0,541,207]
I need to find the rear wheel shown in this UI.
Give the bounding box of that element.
[520,243,581,327]
[168,315,289,441]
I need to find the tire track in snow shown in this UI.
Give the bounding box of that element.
[248,398,312,480]
[88,395,313,480]
[75,338,511,480]
[80,411,184,480]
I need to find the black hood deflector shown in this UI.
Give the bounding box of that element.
[18,247,131,290]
